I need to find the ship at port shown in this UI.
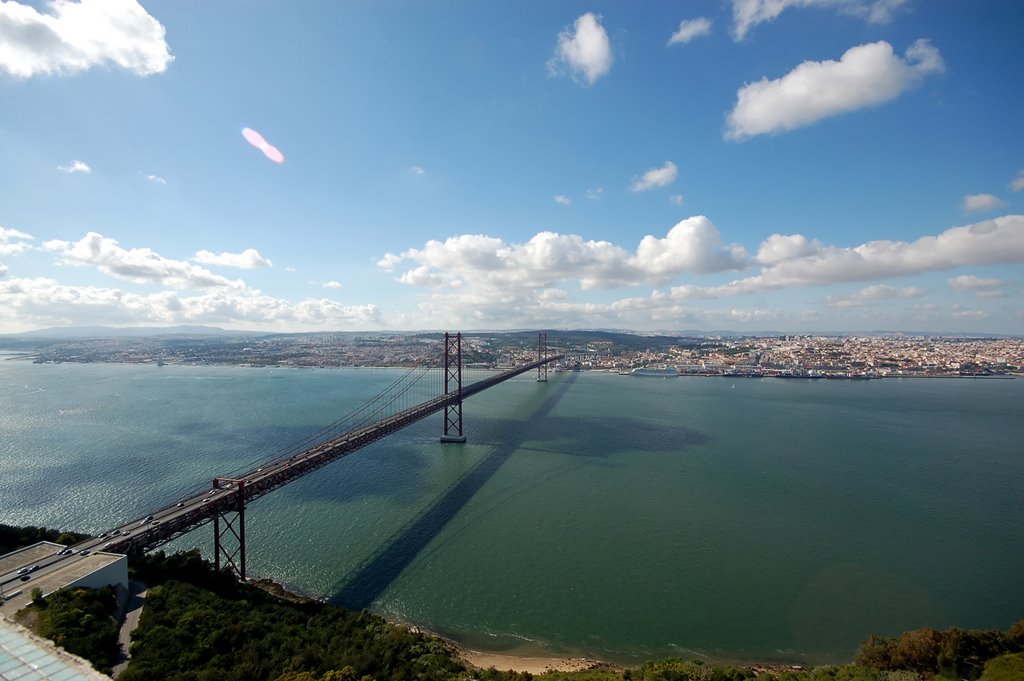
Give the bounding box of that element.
[629,366,679,377]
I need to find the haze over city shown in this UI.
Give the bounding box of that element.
[1,0,1022,334]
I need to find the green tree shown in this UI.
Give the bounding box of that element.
[30,586,119,674]
[979,653,1024,681]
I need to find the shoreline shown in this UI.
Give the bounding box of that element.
[250,579,815,676]
[459,648,620,675]
[7,353,1018,380]
[250,581,617,674]
[413,628,622,675]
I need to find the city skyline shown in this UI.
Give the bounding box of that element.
[1,1,1022,334]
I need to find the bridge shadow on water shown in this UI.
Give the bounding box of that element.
[328,372,581,611]
[328,372,711,610]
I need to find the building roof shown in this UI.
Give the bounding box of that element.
[0,616,112,680]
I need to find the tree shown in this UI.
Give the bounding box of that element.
[892,626,942,673]
[980,653,1024,681]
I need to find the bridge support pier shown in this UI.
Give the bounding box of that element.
[441,331,466,443]
[537,332,549,382]
[212,477,247,580]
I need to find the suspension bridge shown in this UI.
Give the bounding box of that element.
[58,332,562,579]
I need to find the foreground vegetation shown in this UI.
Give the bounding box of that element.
[121,551,1024,681]
[21,586,121,675]
[120,551,486,681]
[6,527,1021,681]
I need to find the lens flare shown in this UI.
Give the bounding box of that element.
[242,127,285,164]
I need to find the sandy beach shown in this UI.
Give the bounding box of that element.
[459,648,619,675]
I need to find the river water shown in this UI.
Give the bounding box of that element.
[1,356,1021,665]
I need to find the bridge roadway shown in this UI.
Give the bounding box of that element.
[47,354,565,568]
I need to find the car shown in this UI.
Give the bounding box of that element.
[104,542,115,548]
[17,567,29,574]
[79,550,90,556]
[176,502,184,507]
[29,565,39,572]
[20,575,30,581]
[99,532,108,538]
[151,519,161,524]
[122,531,131,536]
[111,529,121,536]
[145,515,154,521]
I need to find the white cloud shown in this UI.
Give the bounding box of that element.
[0,0,173,78]
[398,266,461,288]
[194,248,272,269]
[696,215,1024,296]
[285,266,296,273]
[57,159,91,173]
[669,17,712,46]
[410,166,426,176]
[586,187,603,200]
[146,174,166,185]
[0,263,7,278]
[630,161,678,192]
[44,232,244,289]
[1012,170,1024,193]
[0,226,34,256]
[950,308,989,320]
[376,253,403,272]
[323,280,342,289]
[547,12,612,86]
[732,0,908,41]
[755,233,823,265]
[962,193,1006,213]
[828,284,925,308]
[377,215,1024,331]
[633,216,749,278]
[725,39,944,141]
[539,288,568,301]
[669,195,684,207]
[948,275,1002,291]
[554,194,572,206]
[0,276,382,331]
[379,215,748,293]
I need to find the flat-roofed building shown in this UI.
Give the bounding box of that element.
[0,542,128,618]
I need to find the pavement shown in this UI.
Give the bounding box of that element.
[111,580,147,678]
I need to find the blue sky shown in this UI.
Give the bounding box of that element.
[1,0,1022,334]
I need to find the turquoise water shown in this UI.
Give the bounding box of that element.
[1,356,1022,665]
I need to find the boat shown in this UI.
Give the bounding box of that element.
[629,367,679,377]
